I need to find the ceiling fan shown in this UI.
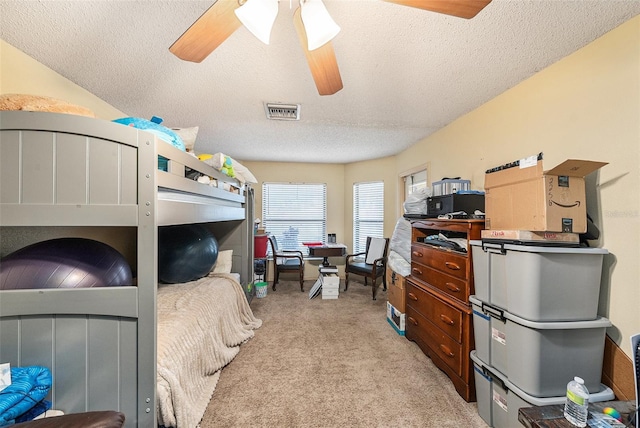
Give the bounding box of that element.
[169,0,492,96]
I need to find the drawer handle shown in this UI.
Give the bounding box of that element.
[408,292,418,302]
[408,316,418,326]
[444,261,461,271]
[412,251,423,258]
[439,344,455,358]
[445,282,461,293]
[440,314,454,326]
[411,267,423,276]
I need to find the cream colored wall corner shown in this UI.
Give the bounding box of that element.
[396,16,640,357]
[0,39,126,119]
[242,161,346,280]
[343,156,399,252]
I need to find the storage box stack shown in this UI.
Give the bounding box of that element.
[469,242,613,428]
[321,273,340,300]
[470,155,614,428]
[386,269,406,335]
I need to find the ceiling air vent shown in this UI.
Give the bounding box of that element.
[264,103,300,121]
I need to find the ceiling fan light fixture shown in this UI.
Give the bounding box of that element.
[235,0,279,44]
[300,0,340,51]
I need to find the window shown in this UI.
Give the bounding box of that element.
[353,181,384,254]
[403,168,427,200]
[399,167,428,215]
[262,182,326,254]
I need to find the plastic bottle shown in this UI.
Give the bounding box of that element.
[564,376,589,427]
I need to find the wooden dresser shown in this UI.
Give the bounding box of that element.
[405,219,484,402]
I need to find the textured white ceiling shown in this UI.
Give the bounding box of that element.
[2,1,639,163]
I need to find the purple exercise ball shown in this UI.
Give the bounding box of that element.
[0,238,133,289]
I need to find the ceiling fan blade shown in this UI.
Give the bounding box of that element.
[170,0,242,63]
[293,8,343,96]
[384,0,491,19]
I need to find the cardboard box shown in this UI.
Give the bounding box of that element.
[386,301,405,336]
[484,158,607,233]
[320,273,340,287]
[480,229,579,245]
[321,274,339,299]
[322,287,339,299]
[386,269,406,313]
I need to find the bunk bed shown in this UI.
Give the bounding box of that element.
[0,111,257,427]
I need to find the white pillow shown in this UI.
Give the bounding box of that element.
[231,159,258,184]
[211,250,233,274]
[172,126,199,152]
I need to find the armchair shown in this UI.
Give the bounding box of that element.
[268,235,305,292]
[344,237,389,300]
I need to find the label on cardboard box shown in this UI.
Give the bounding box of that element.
[519,154,538,168]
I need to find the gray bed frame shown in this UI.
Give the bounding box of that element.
[0,111,255,427]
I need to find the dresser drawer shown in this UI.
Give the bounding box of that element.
[411,244,468,281]
[406,282,463,342]
[406,306,463,377]
[410,264,469,304]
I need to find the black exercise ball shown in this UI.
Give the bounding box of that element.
[158,224,219,284]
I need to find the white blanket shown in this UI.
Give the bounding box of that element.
[156,274,262,428]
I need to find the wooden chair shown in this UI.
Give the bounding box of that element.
[268,235,305,292]
[344,237,390,300]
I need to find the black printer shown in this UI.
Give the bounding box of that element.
[426,193,485,218]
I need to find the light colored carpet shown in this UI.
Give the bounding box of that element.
[200,279,489,428]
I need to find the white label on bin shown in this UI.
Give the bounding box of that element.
[492,390,508,412]
[491,327,506,345]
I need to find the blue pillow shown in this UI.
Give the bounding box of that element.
[112,117,186,151]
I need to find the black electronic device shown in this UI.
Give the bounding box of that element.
[426,193,485,218]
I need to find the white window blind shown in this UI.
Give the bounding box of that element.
[353,181,384,254]
[262,182,326,254]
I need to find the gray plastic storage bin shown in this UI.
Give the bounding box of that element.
[470,240,608,321]
[471,351,614,428]
[471,296,611,397]
[471,296,491,363]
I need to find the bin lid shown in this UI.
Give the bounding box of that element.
[469,296,612,330]
[478,240,608,255]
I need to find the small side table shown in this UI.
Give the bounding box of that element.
[308,244,347,266]
[518,400,636,428]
